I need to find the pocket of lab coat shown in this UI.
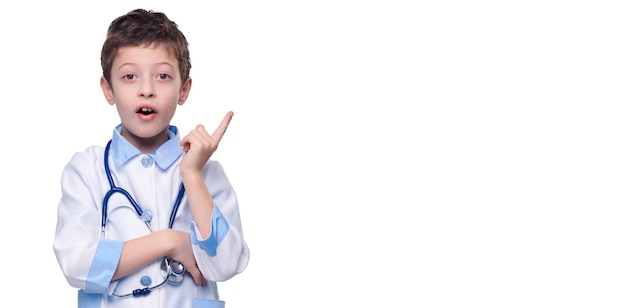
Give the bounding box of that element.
[193,297,225,308]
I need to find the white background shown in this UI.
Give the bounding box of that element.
[1,0,626,307]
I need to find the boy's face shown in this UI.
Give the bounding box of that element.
[100,42,191,149]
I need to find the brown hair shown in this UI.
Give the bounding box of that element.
[100,9,191,87]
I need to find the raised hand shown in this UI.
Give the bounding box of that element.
[179,111,233,176]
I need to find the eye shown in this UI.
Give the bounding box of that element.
[157,73,170,80]
[123,74,136,80]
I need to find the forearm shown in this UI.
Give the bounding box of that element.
[182,172,214,238]
[112,229,177,281]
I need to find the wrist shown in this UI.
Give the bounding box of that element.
[160,229,179,257]
[181,172,204,187]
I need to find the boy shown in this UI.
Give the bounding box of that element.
[53,8,249,308]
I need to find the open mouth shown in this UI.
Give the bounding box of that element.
[137,107,155,115]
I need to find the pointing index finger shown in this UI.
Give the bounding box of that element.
[212,111,234,143]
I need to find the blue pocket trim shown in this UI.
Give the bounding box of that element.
[193,297,225,308]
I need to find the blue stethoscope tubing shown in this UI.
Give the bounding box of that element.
[101,139,185,235]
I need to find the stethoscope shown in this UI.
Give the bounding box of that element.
[102,140,187,297]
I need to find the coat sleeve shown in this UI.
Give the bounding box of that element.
[53,148,123,294]
[191,160,250,282]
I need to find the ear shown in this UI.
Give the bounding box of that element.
[100,77,115,105]
[178,77,192,106]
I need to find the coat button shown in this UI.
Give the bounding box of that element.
[141,156,154,168]
[140,275,152,286]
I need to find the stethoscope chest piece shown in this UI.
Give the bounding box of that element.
[161,257,185,284]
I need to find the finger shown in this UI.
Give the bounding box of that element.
[181,125,208,150]
[194,124,212,141]
[211,111,234,144]
[179,136,190,152]
[189,267,204,286]
[195,124,208,135]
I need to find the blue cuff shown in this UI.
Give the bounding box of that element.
[85,239,124,294]
[78,290,102,308]
[191,206,230,257]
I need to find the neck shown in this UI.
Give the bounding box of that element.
[121,127,169,154]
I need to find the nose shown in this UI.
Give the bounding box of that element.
[139,80,155,98]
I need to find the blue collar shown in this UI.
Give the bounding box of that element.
[110,125,183,170]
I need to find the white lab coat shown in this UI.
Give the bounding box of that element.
[53,126,250,308]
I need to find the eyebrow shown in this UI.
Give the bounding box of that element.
[115,62,176,71]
